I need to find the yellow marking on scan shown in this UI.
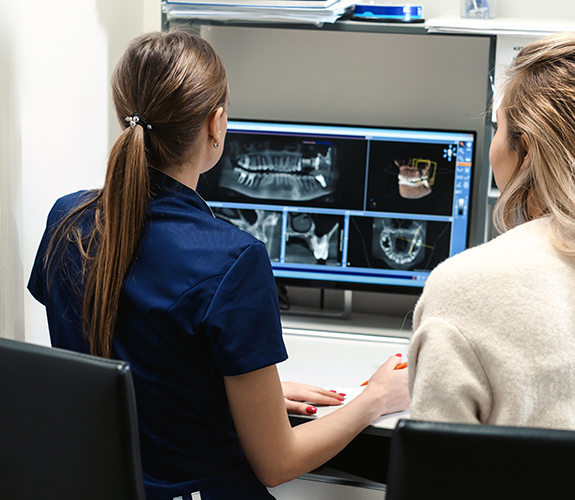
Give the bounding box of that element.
[396,233,434,253]
[413,159,438,186]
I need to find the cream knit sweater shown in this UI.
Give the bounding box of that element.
[409,217,575,429]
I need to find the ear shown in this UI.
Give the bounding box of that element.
[522,134,530,161]
[207,107,225,145]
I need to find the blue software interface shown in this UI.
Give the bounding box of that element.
[197,120,475,291]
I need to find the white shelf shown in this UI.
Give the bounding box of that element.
[426,16,575,37]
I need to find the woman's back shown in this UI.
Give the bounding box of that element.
[115,169,286,488]
[410,217,575,428]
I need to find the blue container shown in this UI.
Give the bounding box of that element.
[353,4,424,23]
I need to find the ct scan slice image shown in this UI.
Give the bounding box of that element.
[371,218,427,270]
[218,138,337,202]
[197,131,369,211]
[212,207,282,261]
[347,216,452,272]
[284,212,343,265]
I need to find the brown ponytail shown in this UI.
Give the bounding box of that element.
[82,124,150,357]
[47,32,229,357]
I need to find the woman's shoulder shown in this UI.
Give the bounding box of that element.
[168,204,263,254]
[207,216,270,267]
[48,190,98,222]
[144,200,270,281]
[149,186,261,250]
[417,218,552,313]
[432,218,551,279]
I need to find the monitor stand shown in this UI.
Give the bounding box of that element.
[282,289,353,320]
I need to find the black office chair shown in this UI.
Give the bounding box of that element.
[386,418,575,499]
[0,337,145,500]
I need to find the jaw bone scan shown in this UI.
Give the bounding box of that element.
[285,213,342,265]
[218,138,337,202]
[212,207,282,261]
[372,218,426,270]
[395,158,437,199]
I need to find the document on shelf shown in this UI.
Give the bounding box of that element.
[164,0,341,7]
[311,386,411,429]
[162,0,355,25]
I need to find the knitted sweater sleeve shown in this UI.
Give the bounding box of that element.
[408,316,492,424]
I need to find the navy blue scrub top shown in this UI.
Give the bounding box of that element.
[28,168,288,500]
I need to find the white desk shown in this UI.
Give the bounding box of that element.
[278,326,410,389]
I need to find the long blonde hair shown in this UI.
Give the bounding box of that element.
[494,32,575,256]
[48,32,228,357]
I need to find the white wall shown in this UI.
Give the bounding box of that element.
[21,0,109,346]
[0,1,23,341]
[0,0,161,344]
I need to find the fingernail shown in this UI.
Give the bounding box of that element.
[338,393,346,397]
[395,353,402,357]
[329,390,337,393]
[306,406,317,414]
[337,397,345,402]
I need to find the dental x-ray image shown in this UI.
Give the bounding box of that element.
[197,132,368,210]
[365,141,456,216]
[372,218,426,270]
[222,139,334,201]
[284,212,343,265]
[212,207,282,261]
[347,216,451,272]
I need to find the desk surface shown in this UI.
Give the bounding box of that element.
[278,328,410,389]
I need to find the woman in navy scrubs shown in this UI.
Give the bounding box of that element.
[28,31,410,500]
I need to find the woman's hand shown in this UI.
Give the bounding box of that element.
[361,354,411,416]
[281,381,345,415]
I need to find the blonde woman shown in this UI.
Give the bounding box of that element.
[28,32,409,499]
[409,32,575,429]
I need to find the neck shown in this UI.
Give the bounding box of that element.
[159,127,218,190]
[162,163,201,190]
[162,142,207,190]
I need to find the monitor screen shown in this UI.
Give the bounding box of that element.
[197,119,475,294]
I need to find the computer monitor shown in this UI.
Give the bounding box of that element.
[197,119,475,294]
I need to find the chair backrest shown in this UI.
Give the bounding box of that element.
[386,418,575,500]
[0,337,145,500]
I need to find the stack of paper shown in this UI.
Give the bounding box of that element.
[162,0,355,25]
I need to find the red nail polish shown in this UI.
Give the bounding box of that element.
[395,353,402,357]
[306,406,317,414]
[329,390,337,393]
[337,397,345,402]
[338,393,346,397]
